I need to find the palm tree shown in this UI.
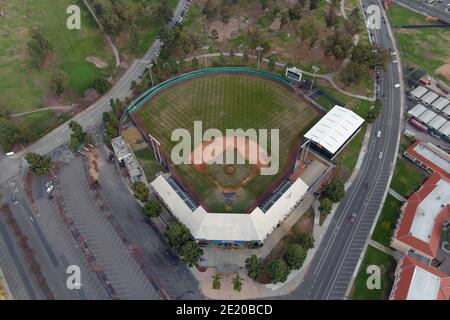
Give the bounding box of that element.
[232,274,243,292]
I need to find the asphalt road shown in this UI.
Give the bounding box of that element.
[393,0,450,24]
[284,0,404,299]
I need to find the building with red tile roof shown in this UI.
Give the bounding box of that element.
[391,173,450,260]
[390,256,450,300]
[403,140,450,178]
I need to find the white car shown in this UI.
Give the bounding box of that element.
[392,60,398,63]
[378,152,383,159]
[377,131,381,138]
[394,83,400,88]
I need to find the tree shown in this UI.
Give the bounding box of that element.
[298,232,315,250]
[323,29,354,60]
[340,62,368,86]
[212,273,221,289]
[191,57,199,69]
[268,259,290,284]
[141,199,162,218]
[232,274,243,292]
[49,71,69,96]
[69,136,81,151]
[319,197,333,216]
[180,241,203,267]
[284,244,306,270]
[25,152,52,176]
[165,222,192,253]
[309,0,320,10]
[0,117,21,151]
[366,98,382,123]
[210,29,219,40]
[268,55,276,70]
[325,4,338,28]
[0,105,11,119]
[245,255,264,281]
[91,77,112,94]
[243,49,249,63]
[288,4,302,21]
[27,28,53,68]
[129,24,141,53]
[220,3,232,23]
[323,180,345,203]
[155,2,173,24]
[202,0,218,20]
[260,0,269,10]
[345,8,362,35]
[69,120,86,144]
[132,181,149,202]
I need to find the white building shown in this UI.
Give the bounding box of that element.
[408,104,427,118]
[409,86,428,101]
[431,97,449,112]
[418,109,437,124]
[151,174,309,244]
[303,105,364,159]
[420,91,439,106]
[428,115,447,131]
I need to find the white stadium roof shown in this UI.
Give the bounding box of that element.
[151,175,309,243]
[428,115,447,130]
[408,104,427,118]
[304,105,364,155]
[410,86,428,99]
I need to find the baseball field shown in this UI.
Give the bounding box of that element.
[134,72,320,212]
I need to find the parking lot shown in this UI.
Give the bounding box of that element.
[57,156,161,299]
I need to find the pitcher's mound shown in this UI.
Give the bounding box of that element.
[436,63,450,82]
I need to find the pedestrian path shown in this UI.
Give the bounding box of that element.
[388,188,407,202]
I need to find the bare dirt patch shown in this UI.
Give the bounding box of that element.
[207,17,243,42]
[436,63,450,82]
[86,56,108,69]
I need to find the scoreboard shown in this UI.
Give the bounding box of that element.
[285,66,302,82]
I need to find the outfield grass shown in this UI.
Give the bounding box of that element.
[351,245,396,300]
[390,158,428,198]
[137,74,320,212]
[371,195,403,247]
[0,0,115,112]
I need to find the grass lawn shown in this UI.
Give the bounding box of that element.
[134,148,166,181]
[14,110,71,139]
[351,245,397,300]
[136,73,320,212]
[387,4,450,78]
[390,158,428,198]
[0,0,115,112]
[335,124,367,181]
[371,195,403,247]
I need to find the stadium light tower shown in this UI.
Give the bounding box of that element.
[309,65,320,95]
[202,46,210,68]
[146,62,154,87]
[256,46,264,70]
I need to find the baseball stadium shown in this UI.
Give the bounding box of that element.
[127,68,363,243]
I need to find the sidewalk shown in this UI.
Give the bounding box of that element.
[388,188,407,202]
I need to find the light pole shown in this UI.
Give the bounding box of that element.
[202,46,210,68]
[256,46,264,70]
[146,62,154,87]
[309,65,320,95]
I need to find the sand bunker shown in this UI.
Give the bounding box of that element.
[86,56,108,69]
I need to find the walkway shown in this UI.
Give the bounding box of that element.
[388,188,407,202]
[11,105,74,118]
[368,240,395,256]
